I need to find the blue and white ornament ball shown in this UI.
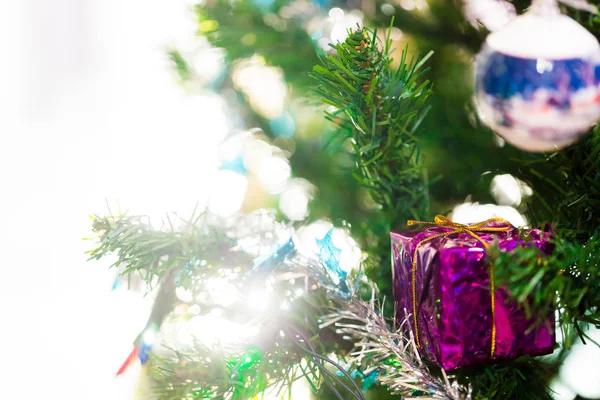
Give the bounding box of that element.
[475,1,600,152]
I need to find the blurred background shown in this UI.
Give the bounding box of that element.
[1,1,225,399]
[1,0,599,399]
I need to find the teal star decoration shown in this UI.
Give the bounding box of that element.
[252,238,296,271]
[343,368,379,392]
[361,370,379,391]
[220,155,248,175]
[316,229,349,293]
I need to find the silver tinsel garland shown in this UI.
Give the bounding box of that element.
[320,293,468,400]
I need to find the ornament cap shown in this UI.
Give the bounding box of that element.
[486,11,600,60]
[530,0,561,16]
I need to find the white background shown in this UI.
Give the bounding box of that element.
[0,1,219,399]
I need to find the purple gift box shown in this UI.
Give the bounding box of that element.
[391,217,555,370]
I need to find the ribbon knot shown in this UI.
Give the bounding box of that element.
[407,215,512,250]
[406,215,513,359]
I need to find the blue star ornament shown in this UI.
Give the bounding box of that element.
[361,370,379,391]
[338,367,379,392]
[316,229,349,293]
[252,238,296,272]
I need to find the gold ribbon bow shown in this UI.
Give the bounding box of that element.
[406,215,513,358]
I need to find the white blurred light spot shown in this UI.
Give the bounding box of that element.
[244,139,272,171]
[179,94,229,143]
[559,326,600,399]
[337,231,362,273]
[204,277,240,307]
[400,0,416,11]
[189,304,201,315]
[192,47,225,82]
[463,0,516,32]
[537,59,554,74]
[415,0,429,11]
[329,8,345,19]
[142,330,156,345]
[389,27,404,41]
[550,379,576,400]
[219,133,248,162]
[257,156,291,194]
[171,9,206,54]
[381,3,396,15]
[208,170,247,217]
[280,179,313,221]
[318,37,332,50]
[450,202,528,228]
[172,319,194,347]
[187,315,259,347]
[176,286,194,303]
[263,13,287,32]
[490,174,521,206]
[330,13,363,44]
[490,174,533,207]
[233,58,287,118]
[248,289,271,311]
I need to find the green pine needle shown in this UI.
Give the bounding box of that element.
[311,26,433,228]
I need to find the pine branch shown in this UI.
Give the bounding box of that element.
[168,50,192,82]
[458,356,557,400]
[311,26,433,229]
[86,213,253,289]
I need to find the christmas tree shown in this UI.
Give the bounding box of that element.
[88,0,600,398]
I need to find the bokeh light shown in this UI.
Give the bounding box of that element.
[202,277,241,307]
[463,0,516,32]
[190,45,226,83]
[247,288,273,312]
[186,314,260,348]
[280,179,314,221]
[490,173,532,207]
[257,156,292,194]
[233,57,287,118]
[451,202,528,227]
[550,380,577,400]
[176,286,195,303]
[244,138,273,171]
[399,0,416,11]
[558,326,600,399]
[208,170,248,217]
[329,9,363,44]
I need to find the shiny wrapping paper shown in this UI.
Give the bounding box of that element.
[391,222,555,370]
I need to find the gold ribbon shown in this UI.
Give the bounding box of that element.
[406,215,513,359]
